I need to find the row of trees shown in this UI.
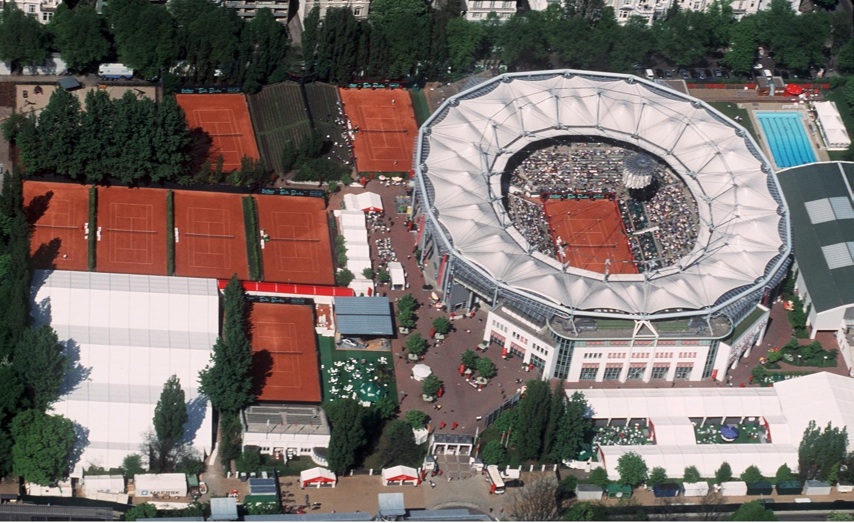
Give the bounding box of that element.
[300,0,845,86]
[0,173,79,485]
[0,0,292,91]
[3,89,193,184]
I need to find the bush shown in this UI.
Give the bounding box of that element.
[237,447,263,473]
[377,269,390,283]
[404,409,427,429]
[166,190,175,275]
[432,317,452,336]
[122,454,146,477]
[683,465,701,483]
[362,267,374,279]
[589,467,610,487]
[336,269,354,287]
[242,197,263,280]
[649,466,668,486]
[476,357,497,379]
[775,464,795,483]
[481,440,508,466]
[715,462,733,484]
[406,333,428,356]
[741,465,764,484]
[422,374,441,397]
[336,250,348,267]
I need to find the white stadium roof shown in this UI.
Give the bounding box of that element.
[415,70,790,318]
[33,270,217,474]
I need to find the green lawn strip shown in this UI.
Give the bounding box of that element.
[242,196,263,280]
[410,89,431,126]
[88,187,97,271]
[166,190,175,276]
[708,102,758,142]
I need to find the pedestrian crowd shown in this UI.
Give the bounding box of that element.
[504,141,698,271]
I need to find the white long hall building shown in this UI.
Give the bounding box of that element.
[33,270,216,476]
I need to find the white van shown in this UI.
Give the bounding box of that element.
[763,69,773,79]
[645,69,655,80]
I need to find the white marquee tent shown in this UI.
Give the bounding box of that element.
[34,270,216,476]
[571,373,854,479]
[813,101,851,150]
[388,261,405,289]
[344,192,383,213]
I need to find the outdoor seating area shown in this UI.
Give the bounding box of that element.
[693,420,766,444]
[593,420,652,446]
[319,337,396,405]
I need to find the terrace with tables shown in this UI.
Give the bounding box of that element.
[692,417,768,444]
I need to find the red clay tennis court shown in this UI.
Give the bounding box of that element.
[173,190,249,280]
[249,302,321,403]
[23,181,89,272]
[338,88,417,173]
[255,195,334,285]
[176,94,260,172]
[96,186,168,276]
[544,198,638,275]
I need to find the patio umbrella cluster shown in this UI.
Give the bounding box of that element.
[593,424,651,446]
[324,356,392,404]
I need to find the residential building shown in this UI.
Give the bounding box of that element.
[463,0,517,21]
[606,0,797,26]
[14,0,59,23]
[224,0,292,22]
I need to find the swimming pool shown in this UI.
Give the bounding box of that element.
[755,111,817,169]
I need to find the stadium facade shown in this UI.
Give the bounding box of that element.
[412,70,791,383]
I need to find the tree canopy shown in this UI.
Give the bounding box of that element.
[324,398,367,474]
[798,420,848,482]
[50,4,111,71]
[14,325,68,411]
[730,500,777,521]
[513,380,551,461]
[0,3,48,71]
[617,452,648,488]
[375,419,421,468]
[198,275,254,414]
[11,410,76,485]
[151,375,189,472]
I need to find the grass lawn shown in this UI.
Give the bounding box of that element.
[709,102,758,142]
[410,89,431,126]
[317,335,398,404]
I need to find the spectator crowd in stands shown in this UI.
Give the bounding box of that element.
[505,141,698,272]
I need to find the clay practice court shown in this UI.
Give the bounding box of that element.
[249,303,321,403]
[173,190,249,280]
[544,198,638,274]
[96,187,168,276]
[338,88,418,173]
[255,195,334,285]
[23,181,90,272]
[176,94,259,172]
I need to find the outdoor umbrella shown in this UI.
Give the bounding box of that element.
[358,381,386,403]
[412,363,432,381]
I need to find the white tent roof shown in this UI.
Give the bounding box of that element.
[388,261,405,286]
[774,372,854,444]
[814,101,851,148]
[382,465,419,481]
[344,192,384,212]
[35,270,216,473]
[134,473,188,495]
[82,475,125,494]
[338,210,367,229]
[412,363,432,381]
[415,70,790,317]
[599,444,798,479]
[300,467,336,483]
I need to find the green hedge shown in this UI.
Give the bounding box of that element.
[166,190,175,276]
[242,196,263,280]
[88,187,97,271]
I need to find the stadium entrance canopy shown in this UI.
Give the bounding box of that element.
[413,70,791,319]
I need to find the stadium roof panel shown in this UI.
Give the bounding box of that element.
[777,162,854,313]
[416,70,791,318]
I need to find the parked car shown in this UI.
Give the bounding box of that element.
[679,69,690,80]
[704,69,713,80]
[694,68,707,80]
[665,69,674,79]
[655,68,665,79]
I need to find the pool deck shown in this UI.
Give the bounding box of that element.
[742,102,829,169]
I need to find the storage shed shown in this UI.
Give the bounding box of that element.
[682,481,710,497]
[575,484,603,501]
[210,498,239,521]
[837,482,854,493]
[776,480,803,495]
[746,481,773,496]
[719,481,747,497]
[134,474,188,498]
[804,479,832,496]
[652,483,683,498]
[605,484,632,499]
